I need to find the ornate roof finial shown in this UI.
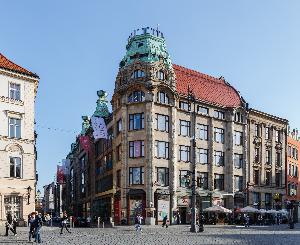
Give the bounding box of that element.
[81,116,90,135]
[92,90,110,118]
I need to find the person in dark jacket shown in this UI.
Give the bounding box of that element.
[34,212,43,243]
[28,212,36,242]
[162,215,168,228]
[5,212,16,236]
[60,211,71,234]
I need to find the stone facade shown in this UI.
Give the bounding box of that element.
[247,109,288,210]
[0,54,39,226]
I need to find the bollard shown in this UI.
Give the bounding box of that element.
[97,217,100,228]
[102,221,104,228]
[70,217,73,229]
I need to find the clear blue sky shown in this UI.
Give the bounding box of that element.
[0,1,299,193]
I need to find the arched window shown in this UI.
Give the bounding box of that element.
[131,70,145,79]
[128,91,145,103]
[157,91,169,104]
[156,70,165,80]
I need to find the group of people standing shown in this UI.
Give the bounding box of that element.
[28,212,43,243]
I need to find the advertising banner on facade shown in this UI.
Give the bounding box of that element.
[57,165,64,184]
[91,116,108,140]
[157,199,169,221]
[79,135,92,154]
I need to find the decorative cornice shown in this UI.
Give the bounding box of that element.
[0,96,24,106]
[0,135,35,144]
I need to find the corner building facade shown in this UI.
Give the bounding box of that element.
[111,29,249,225]
[0,53,39,225]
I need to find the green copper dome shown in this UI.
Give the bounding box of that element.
[120,27,173,69]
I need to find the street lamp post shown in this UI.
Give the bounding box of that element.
[27,186,32,205]
[188,86,197,233]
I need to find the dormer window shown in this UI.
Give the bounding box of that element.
[157,91,169,104]
[156,70,165,80]
[9,83,21,100]
[128,91,145,103]
[234,112,243,123]
[131,70,145,79]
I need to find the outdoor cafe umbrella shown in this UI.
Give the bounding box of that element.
[203,205,232,213]
[240,206,259,213]
[266,209,279,214]
[258,209,267,214]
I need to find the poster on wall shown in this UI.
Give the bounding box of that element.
[177,196,191,206]
[157,199,169,222]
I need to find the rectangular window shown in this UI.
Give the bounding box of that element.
[214,151,224,166]
[254,148,260,163]
[129,141,144,158]
[129,113,144,130]
[254,169,260,185]
[197,106,209,115]
[253,192,260,206]
[214,174,224,190]
[129,167,144,185]
[179,101,189,111]
[157,167,169,186]
[288,145,292,157]
[255,124,260,137]
[197,172,208,189]
[234,154,243,168]
[265,127,270,140]
[179,120,190,136]
[198,124,208,140]
[196,148,208,164]
[9,157,21,178]
[9,118,21,139]
[9,83,21,100]
[265,193,272,207]
[234,176,243,191]
[266,150,271,165]
[234,131,243,146]
[116,170,121,187]
[265,171,272,186]
[179,145,190,162]
[234,112,243,123]
[117,144,121,161]
[117,119,122,134]
[179,170,190,187]
[156,114,169,132]
[155,141,169,159]
[275,130,280,142]
[275,171,281,187]
[214,128,224,143]
[288,163,291,176]
[276,152,281,166]
[214,110,224,120]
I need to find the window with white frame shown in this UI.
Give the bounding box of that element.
[155,141,169,159]
[129,141,145,158]
[214,174,224,190]
[4,195,21,219]
[179,101,189,111]
[179,145,190,162]
[129,113,144,130]
[214,127,224,143]
[255,124,260,137]
[129,167,144,185]
[265,127,270,140]
[9,118,21,139]
[179,170,190,187]
[234,154,243,168]
[214,110,224,120]
[9,83,21,100]
[156,114,169,132]
[214,151,224,166]
[196,148,208,164]
[156,70,165,80]
[197,124,208,140]
[157,167,169,186]
[275,130,281,142]
[180,120,190,136]
[197,172,208,189]
[10,157,21,178]
[131,70,145,79]
[157,91,169,104]
[197,106,209,115]
[234,131,243,146]
[117,119,122,134]
[234,176,243,191]
[128,91,145,103]
[266,150,271,165]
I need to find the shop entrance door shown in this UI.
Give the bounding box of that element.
[179,207,187,224]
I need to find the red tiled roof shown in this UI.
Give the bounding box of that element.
[0,53,39,78]
[174,64,242,108]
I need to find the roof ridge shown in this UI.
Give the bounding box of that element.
[0,52,39,78]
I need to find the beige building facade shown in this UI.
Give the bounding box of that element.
[0,53,39,225]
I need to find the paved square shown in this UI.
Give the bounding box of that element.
[1,224,299,245]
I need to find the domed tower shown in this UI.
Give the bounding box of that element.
[112,28,176,226]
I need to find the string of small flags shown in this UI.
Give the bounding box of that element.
[35,124,78,134]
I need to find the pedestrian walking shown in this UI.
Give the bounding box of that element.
[28,212,36,242]
[5,212,16,236]
[134,214,143,231]
[244,214,250,227]
[34,212,43,243]
[176,213,181,225]
[60,211,71,234]
[162,215,168,228]
[12,214,18,235]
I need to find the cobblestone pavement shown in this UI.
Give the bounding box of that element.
[1,224,299,245]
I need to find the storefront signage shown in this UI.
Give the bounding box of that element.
[177,196,191,206]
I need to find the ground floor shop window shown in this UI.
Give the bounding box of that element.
[4,195,21,219]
